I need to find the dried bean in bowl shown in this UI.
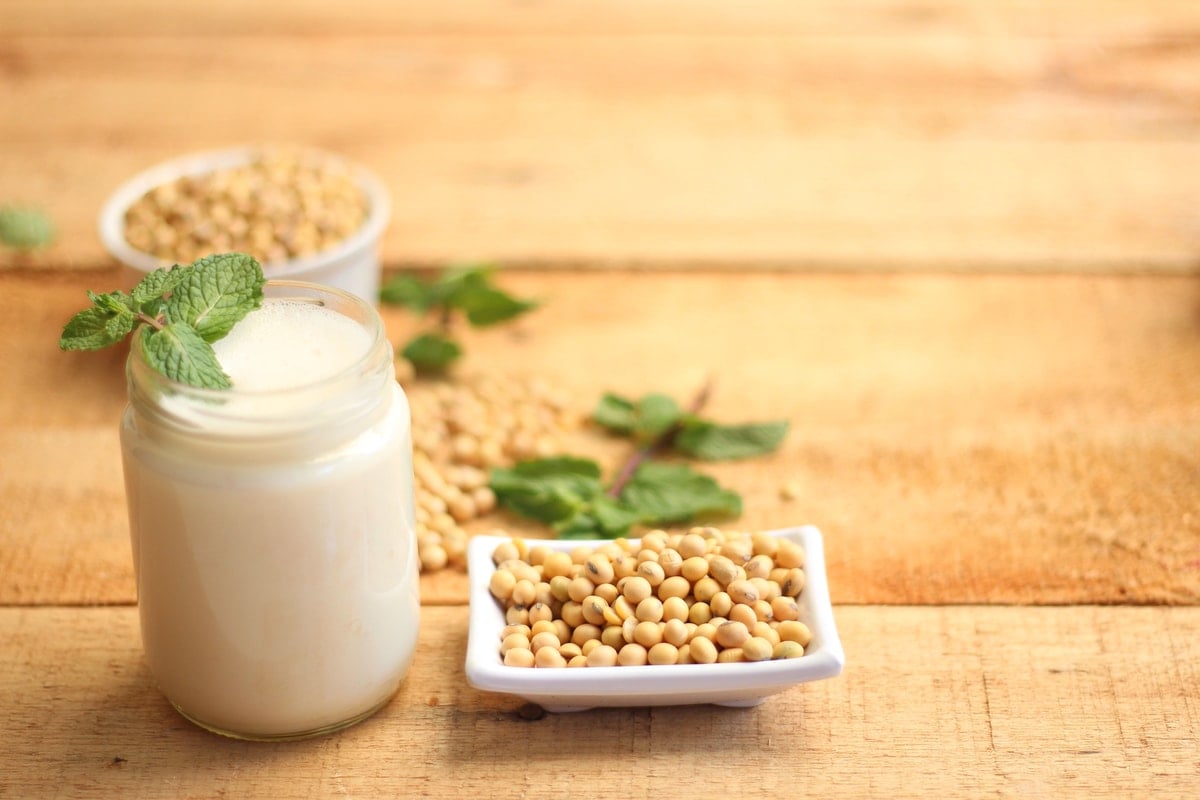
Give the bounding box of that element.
[490,527,811,668]
[121,148,371,267]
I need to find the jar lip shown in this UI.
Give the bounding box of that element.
[127,280,396,443]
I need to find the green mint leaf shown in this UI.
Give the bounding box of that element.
[140,324,231,390]
[0,206,55,250]
[675,419,790,461]
[593,392,682,444]
[452,284,537,327]
[553,496,643,540]
[60,307,128,351]
[592,393,637,434]
[591,495,643,537]
[163,253,263,343]
[431,265,491,306]
[379,273,435,312]
[553,511,607,540]
[401,332,462,372]
[60,291,136,351]
[132,265,186,313]
[88,290,135,317]
[490,457,604,524]
[104,308,137,343]
[619,462,742,524]
[431,265,537,327]
[632,393,682,444]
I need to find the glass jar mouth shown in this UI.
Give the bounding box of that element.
[127,280,394,444]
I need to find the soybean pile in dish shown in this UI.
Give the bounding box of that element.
[488,527,812,667]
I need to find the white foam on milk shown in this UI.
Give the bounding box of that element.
[212,299,372,392]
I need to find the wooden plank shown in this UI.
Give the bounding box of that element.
[2,4,1199,272]
[4,0,1200,37]
[3,269,1198,606]
[0,605,1196,798]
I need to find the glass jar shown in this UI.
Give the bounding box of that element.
[120,281,419,741]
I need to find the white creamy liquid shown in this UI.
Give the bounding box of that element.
[122,297,419,738]
[211,298,370,390]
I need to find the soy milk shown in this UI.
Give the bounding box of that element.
[121,282,419,740]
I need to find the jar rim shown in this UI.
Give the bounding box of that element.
[127,280,394,442]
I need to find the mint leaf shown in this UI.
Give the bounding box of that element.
[676,419,789,461]
[492,457,742,538]
[431,265,491,306]
[0,206,55,250]
[490,457,604,524]
[104,308,137,343]
[492,458,644,539]
[554,514,609,540]
[402,333,462,372]
[593,392,682,444]
[60,307,128,351]
[592,393,637,434]
[632,393,682,443]
[451,283,537,327]
[132,266,186,313]
[61,292,136,351]
[428,265,537,326]
[140,324,232,390]
[164,253,263,343]
[379,274,434,311]
[619,462,741,523]
[554,496,644,540]
[88,290,135,317]
[591,495,643,536]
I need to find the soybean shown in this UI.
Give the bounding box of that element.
[492,527,810,668]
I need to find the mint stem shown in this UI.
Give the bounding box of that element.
[606,377,714,498]
[137,311,165,331]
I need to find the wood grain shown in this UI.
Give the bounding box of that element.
[8,0,1200,37]
[4,269,1198,606]
[1,605,1196,799]
[3,1,1199,272]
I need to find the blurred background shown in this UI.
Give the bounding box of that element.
[4,0,1198,273]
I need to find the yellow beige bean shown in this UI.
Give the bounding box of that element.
[504,648,536,668]
[742,636,774,662]
[536,648,568,668]
[777,620,813,646]
[661,596,690,623]
[647,642,679,666]
[774,640,805,659]
[618,643,649,666]
[716,620,751,648]
[587,644,620,667]
[689,637,718,664]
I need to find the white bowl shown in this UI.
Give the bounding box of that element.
[465,525,845,712]
[98,146,390,302]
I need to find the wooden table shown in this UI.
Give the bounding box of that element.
[2,2,1198,797]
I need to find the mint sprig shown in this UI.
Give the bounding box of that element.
[380,264,537,373]
[491,382,777,540]
[59,253,265,389]
[594,390,789,461]
[490,457,739,540]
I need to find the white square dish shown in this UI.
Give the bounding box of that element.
[464,525,845,712]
